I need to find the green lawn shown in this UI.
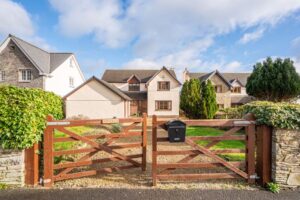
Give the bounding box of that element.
[186,126,245,161]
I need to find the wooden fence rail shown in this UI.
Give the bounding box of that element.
[152,115,256,186]
[43,113,147,187]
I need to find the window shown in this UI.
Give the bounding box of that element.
[129,83,140,91]
[0,71,5,81]
[155,101,172,111]
[69,77,74,87]
[231,87,241,93]
[70,59,74,68]
[19,69,32,82]
[214,85,222,93]
[217,104,224,109]
[158,81,170,91]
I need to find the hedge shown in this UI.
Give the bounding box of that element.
[244,101,300,130]
[0,86,63,149]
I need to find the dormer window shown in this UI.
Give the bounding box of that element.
[232,87,241,93]
[127,75,140,91]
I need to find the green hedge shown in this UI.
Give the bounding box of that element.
[244,101,300,130]
[0,86,63,149]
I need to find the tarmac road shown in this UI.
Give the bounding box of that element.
[0,188,299,200]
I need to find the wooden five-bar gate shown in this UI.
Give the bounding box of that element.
[152,115,256,186]
[43,114,147,187]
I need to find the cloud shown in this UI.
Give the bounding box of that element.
[0,0,34,37]
[50,0,300,71]
[81,58,108,78]
[291,36,300,47]
[239,28,265,44]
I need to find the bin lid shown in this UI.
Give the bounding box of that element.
[166,120,186,126]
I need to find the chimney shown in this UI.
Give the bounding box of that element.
[183,68,190,82]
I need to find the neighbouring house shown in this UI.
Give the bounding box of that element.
[183,69,254,108]
[102,67,181,117]
[64,76,131,119]
[0,34,85,96]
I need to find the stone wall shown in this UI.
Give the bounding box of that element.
[272,129,300,188]
[0,148,25,186]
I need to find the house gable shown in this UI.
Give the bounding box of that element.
[0,39,43,88]
[146,67,181,87]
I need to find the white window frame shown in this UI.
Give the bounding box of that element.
[0,71,5,82]
[69,58,74,68]
[69,77,74,88]
[19,69,32,82]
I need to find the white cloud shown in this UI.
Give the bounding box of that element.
[50,0,300,71]
[239,28,265,44]
[0,0,34,37]
[292,36,300,47]
[81,58,108,78]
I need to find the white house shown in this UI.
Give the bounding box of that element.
[102,67,181,117]
[0,34,85,96]
[64,76,131,119]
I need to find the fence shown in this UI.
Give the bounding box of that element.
[43,113,147,187]
[151,115,256,186]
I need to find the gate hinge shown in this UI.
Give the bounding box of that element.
[250,174,260,179]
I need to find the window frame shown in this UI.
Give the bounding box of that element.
[155,100,172,111]
[231,86,241,94]
[157,81,170,91]
[214,85,222,93]
[128,83,140,91]
[19,69,32,82]
[69,77,74,88]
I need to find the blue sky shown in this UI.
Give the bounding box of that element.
[1,0,300,79]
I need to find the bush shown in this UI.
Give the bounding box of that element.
[0,86,63,149]
[246,57,300,102]
[217,106,245,119]
[266,182,280,193]
[244,101,300,130]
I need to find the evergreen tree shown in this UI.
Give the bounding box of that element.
[201,80,218,119]
[246,57,300,102]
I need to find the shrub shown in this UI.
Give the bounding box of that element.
[246,57,300,102]
[244,101,300,130]
[266,182,280,193]
[217,106,245,119]
[0,86,63,149]
[200,80,218,119]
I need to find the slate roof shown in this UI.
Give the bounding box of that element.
[123,91,147,100]
[102,68,177,83]
[188,71,251,86]
[6,34,73,74]
[231,95,255,104]
[63,76,131,101]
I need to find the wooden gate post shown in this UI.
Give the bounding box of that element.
[142,113,147,171]
[152,115,158,186]
[246,122,256,184]
[24,142,39,186]
[256,125,272,186]
[43,115,54,187]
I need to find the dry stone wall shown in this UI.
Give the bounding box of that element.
[272,129,300,188]
[0,148,25,186]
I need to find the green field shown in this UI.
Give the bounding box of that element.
[186,126,245,161]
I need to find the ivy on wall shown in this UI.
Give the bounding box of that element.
[0,86,63,149]
[244,101,300,130]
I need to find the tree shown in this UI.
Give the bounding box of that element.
[180,79,217,119]
[180,79,202,118]
[246,57,300,102]
[200,80,218,119]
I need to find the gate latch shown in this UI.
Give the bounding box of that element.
[250,174,260,179]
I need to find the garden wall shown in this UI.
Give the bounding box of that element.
[272,129,300,188]
[0,148,25,186]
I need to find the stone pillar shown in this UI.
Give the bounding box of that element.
[272,129,300,188]
[0,148,25,186]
